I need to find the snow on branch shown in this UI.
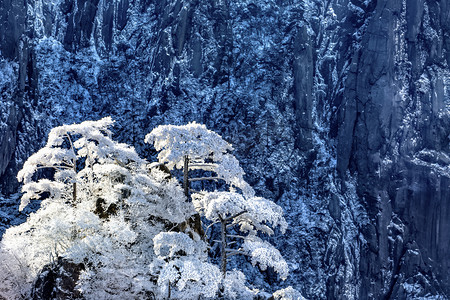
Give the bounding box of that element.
[273,286,306,300]
[19,180,66,211]
[153,257,221,299]
[46,117,114,147]
[192,192,247,223]
[17,148,76,184]
[153,232,206,259]
[243,236,289,280]
[143,122,292,298]
[245,196,288,234]
[16,117,147,211]
[192,191,287,234]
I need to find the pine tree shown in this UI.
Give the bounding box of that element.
[146,122,294,299]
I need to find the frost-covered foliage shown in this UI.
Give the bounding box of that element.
[0,118,194,299]
[151,231,257,299]
[273,286,305,300]
[147,123,298,299]
[192,191,288,279]
[242,236,289,280]
[18,117,120,209]
[191,191,289,281]
[151,232,223,299]
[192,192,287,235]
[146,122,233,169]
[0,248,29,299]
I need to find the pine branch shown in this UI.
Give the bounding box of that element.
[36,165,73,171]
[188,163,217,169]
[188,176,221,182]
[227,234,246,239]
[225,250,247,258]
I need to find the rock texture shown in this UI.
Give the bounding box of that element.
[0,0,449,298]
[31,258,84,300]
[333,0,450,297]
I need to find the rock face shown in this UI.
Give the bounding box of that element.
[31,258,84,300]
[0,0,449,298]
[333,0,450,297]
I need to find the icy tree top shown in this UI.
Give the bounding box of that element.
[16,117,144,210]
[18,117,142,184]
[145,122,233,169]
[145,122,254,197]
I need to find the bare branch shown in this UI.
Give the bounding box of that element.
[203,221,220,239]
[189,176,221,182]
[36,165,73,171]
[225,248,238,252]
[226,250,247,258]
[188,163,217,169]
[227,234,246,239]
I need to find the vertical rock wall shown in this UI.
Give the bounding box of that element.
[334,0,450,297]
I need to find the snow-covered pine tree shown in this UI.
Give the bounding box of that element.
[145,122,255,237]
[146,122,298,299]
[0,118,194,299]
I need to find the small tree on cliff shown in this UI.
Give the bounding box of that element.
[146,123,290,298]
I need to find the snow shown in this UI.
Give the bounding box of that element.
[273,286,305,300]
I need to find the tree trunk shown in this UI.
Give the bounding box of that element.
[220,216,227,278]
[183,155,204,236]
[72,182,76,203]
[183,155,189,197]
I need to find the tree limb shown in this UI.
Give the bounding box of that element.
[188,176,221,182]
[36,165,73,171]
[227,234,246,239]
[188,163,217,169]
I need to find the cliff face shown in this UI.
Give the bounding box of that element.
[334,0,450,297]
[0,0,449,298]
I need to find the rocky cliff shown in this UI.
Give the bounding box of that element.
[0,0,449,298]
